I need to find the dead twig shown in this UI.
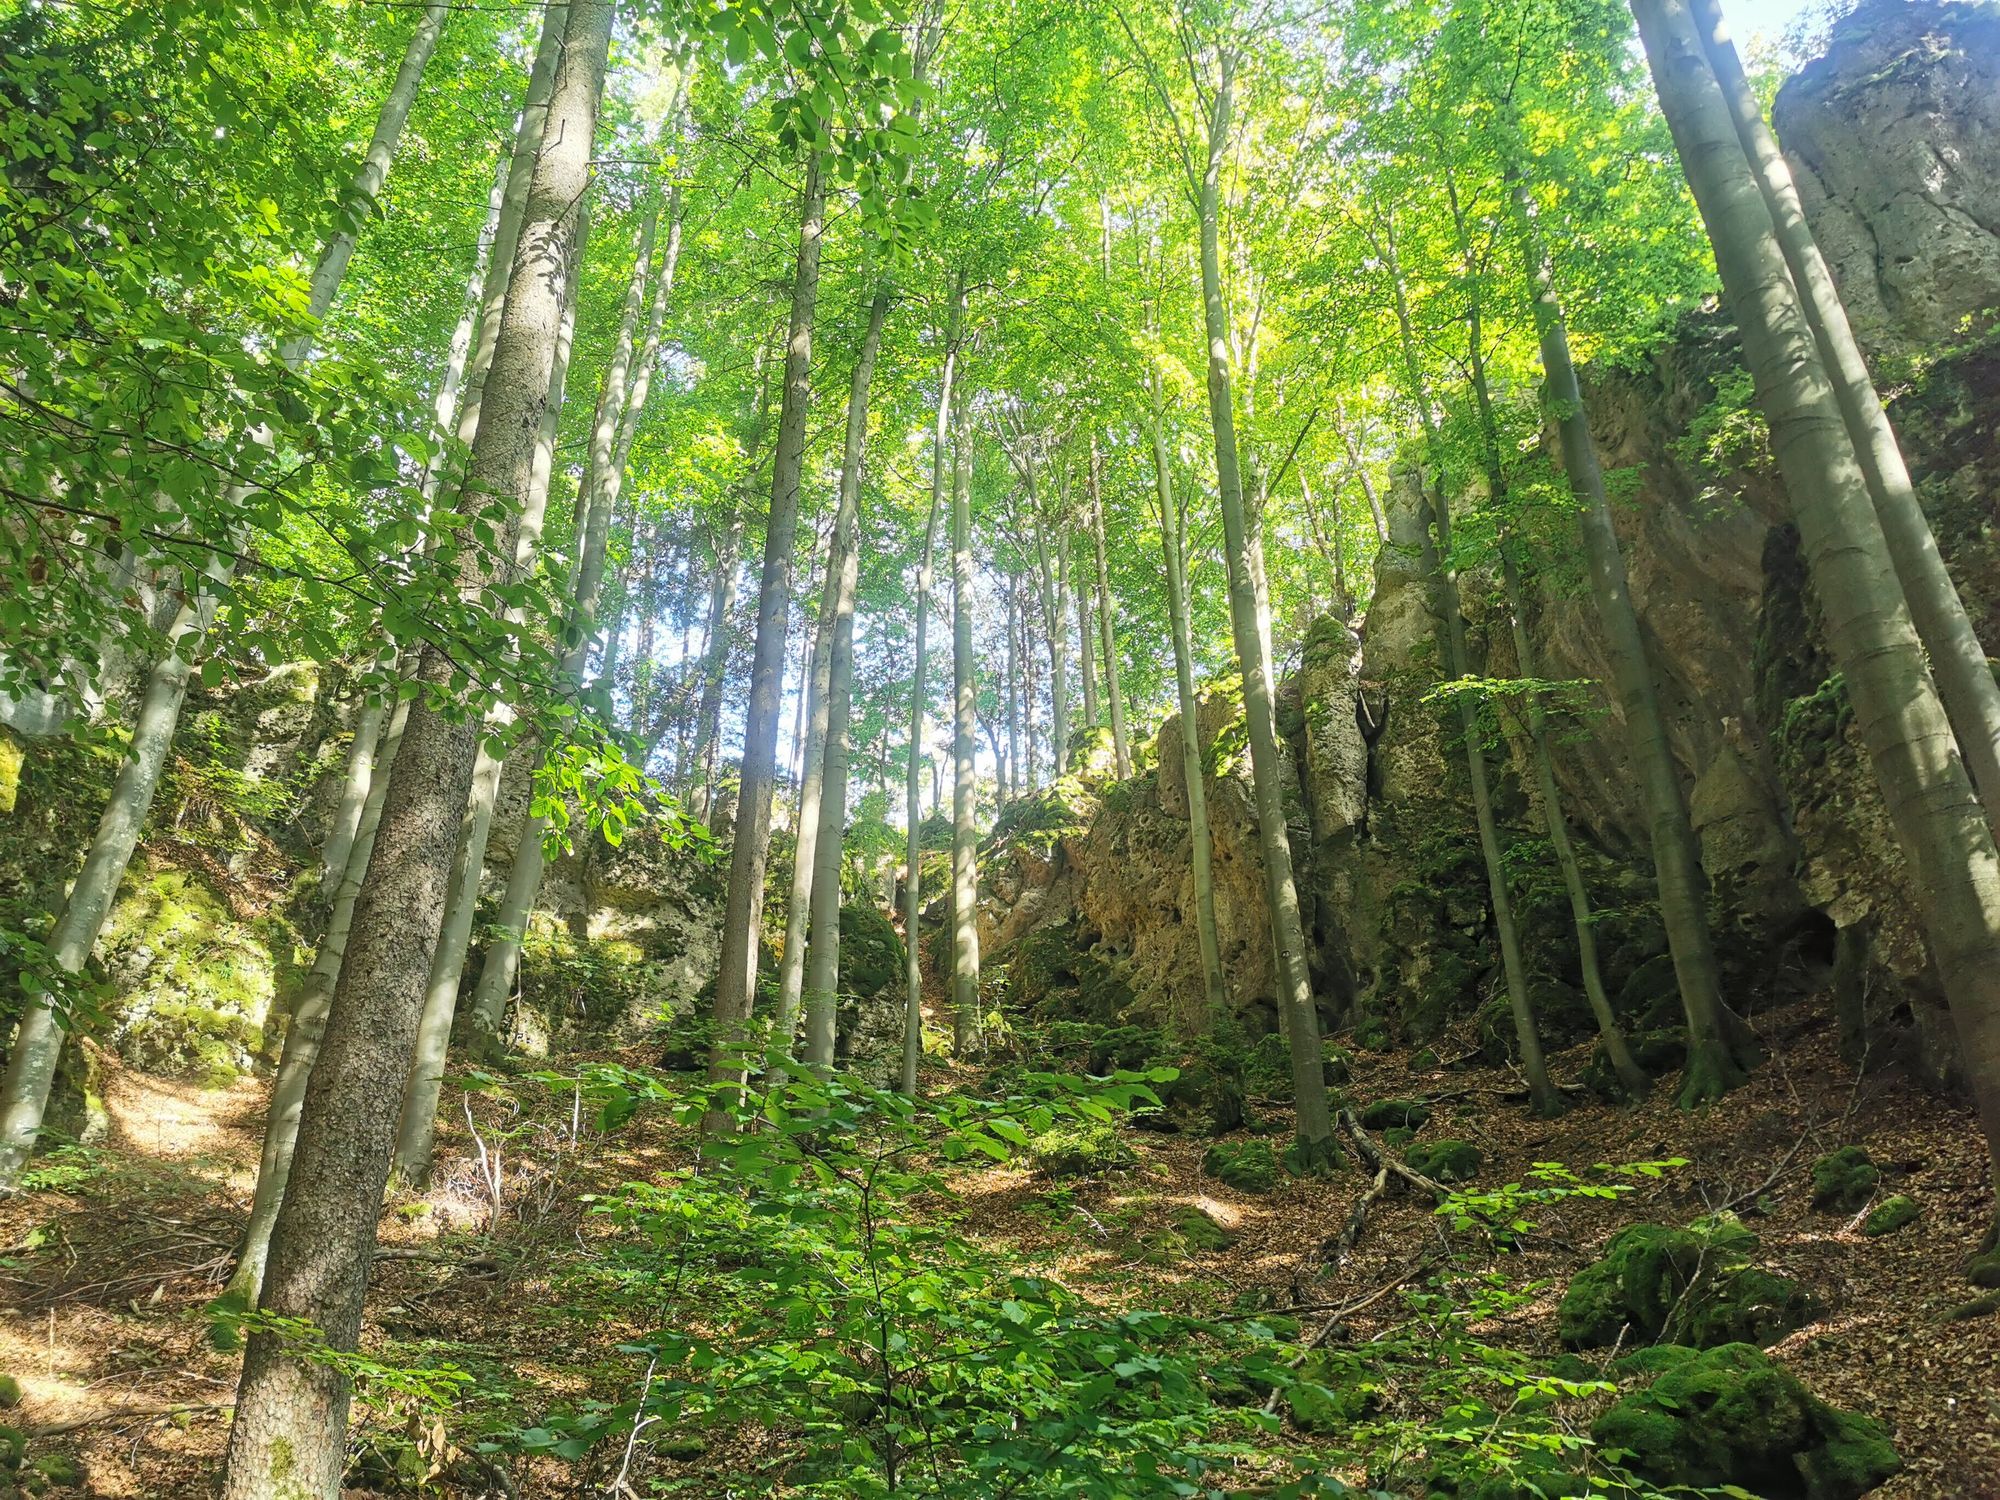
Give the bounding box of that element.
[28,1400,229,1438]
[1337,1109,1450,1202]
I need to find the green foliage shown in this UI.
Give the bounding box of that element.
[1025,1118,1137,1178]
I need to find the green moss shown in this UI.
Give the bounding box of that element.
[1945,1290,2000,1321]
[1862,1194,1918,1237]
[1611,1344,1701,1378]
[0,1425,22,1471]
[1558,1216,1811,1350]
[836,902,904,1000]
[1966,1249,2000,1288]
[1137,1204,1238,1263]
[1381,1125,1416,1147]
[32,1453,82,1489]
[1592,1343,1898,1500]
[0,1375,16,1409]
[1026,1119,1135,1178]
[657,1435,706,1460]
[1405,1138,1480,1183]
[1085,1025,1162,1075]
[1357,1097,1430,1131]
[1004,923,1133,1025]
[1202,1140,1278,1194]
[1811,1145,1880,1212]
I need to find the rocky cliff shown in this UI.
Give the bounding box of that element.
[980,0,2000,1090]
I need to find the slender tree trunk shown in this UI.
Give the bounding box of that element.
[706,155,827,1125]
[777,565,839,1056]
[1075,541,1100,734]
[1148,409,1228,1031]
[901,484,949,1094]
[1005,578,1022,800]
[1636,0,2000,1175]
[949,386,982,1057]
[0,3,455,1192]
[1380,214,1557,1116]
[219,10,611,1493]
[1088,442,1131,778]
[1192,57,1334,1158]
[1334,415,1389,544]
[1507,176,1744,1106]
[1500,544,1648,1096]
[1690,0,2000,836]
[803,289,891,1072]
[226,702,409,1303]
[1024,468,1070,774]
[387,199,601,1183]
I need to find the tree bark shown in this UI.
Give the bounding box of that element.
[1634,0,2000,1179]
[1147,408,1229,1032]
[901,469,950,1094]
[219,8,611,1493]
[705,155,827,1124]
[1508,171,1741,1105]
[949,349,982,1057]
[802,289,891,1072]
[1690,0,2000,837]
[1380,212,1557,1117]
[1088,440,1131,778]
[1193,55,1334,1157]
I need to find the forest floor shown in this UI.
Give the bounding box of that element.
[1,996,1996,1498]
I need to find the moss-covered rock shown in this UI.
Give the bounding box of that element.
[1965,1249,2000,1288]
[1405,1138,1481,1183]
[1591,1343,1899,1499]
[1811,1145,1880,1212]
[836,901,904,1000]
[1004,922,1134,1024]
[1136,1204,1238,1263]
[1085,1024,1162,1075]
[0,1375,17,1410]
[1358,1097,1431,1131]
[1381,1124,1416,1147]
[1026,1119,1135,1178]
[1558,1216,1813,1350]
[0,1425,23,1470]
[1862,1194,1918,1237]
[1203,1140,1278,1194]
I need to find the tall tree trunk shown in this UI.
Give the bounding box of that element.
[1024,468,1070,774]
[1509,173,1741,1105]
[1147,408,1228,1031]
[901,471,950,1094]
[1074,539,1100,733]
[0,2,455,1192]
[803,289,891,1071]
[388,194,615,1182]
[1088,442,1131,778]
[1635,0,2000,1188]
[1005,577,1023,800]
[1688,0,2000,833]
[462,190,685,1052]
[1193,56,1334,1158]
[777,562,839,1056]
[225,702,409,1303]
[219,9,611,1492]
[705,155,827,1125]
[1380,214,1558,1117]
[949,347,982,1056]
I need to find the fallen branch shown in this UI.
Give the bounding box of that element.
[28,1401,229,1438]
[1318,1164,1390,1270]
[1337,1109,1450,1203]
[372,1246,499,1273]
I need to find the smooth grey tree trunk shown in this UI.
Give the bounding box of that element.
[779,580,838,1055]
[901,457,950,1097]
[1690,0,2000,837]
[219,9,612,1493]
[387,204,596,1183]
[1147,408,1229,1033]
[225,702,409,1302]
[464,188,684,1051]
[1635,0,2000,1191]
[1381,216,1557,1117]
[949,346,981,1058]
[1075,541,1100,734]
[0,3,454,1192]
[1509,172,1742,1105]
[1190,55,1335,1157]
[802,289,891,1072]
[1088,442,1131,778]
[706,156,827,1126]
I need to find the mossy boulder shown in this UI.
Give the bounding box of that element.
[1136,1204,1238,1263]
[1811,1145,1880,1212]
[1405,1138,1481,1183]
[1085,1025,1162,1075]
[1381,1125,1415,1147]
[1965,1249,2000,1288]
[1862,1195,1918,1237]
[836,901,905,1000]
[1358,1097,1431,1131]
[1203,1140,1279,1194]
[0,1425,22,1470]
[1025,1119,1135,1178]
[0,1376,17,1410]
[1150,1058,1246,1137]
[1004,923,1134,1024]
[1591,1343,1899,1499]
[1558,1216,1814,1350]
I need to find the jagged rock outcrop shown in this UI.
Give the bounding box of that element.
[980,0,2000,1087]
